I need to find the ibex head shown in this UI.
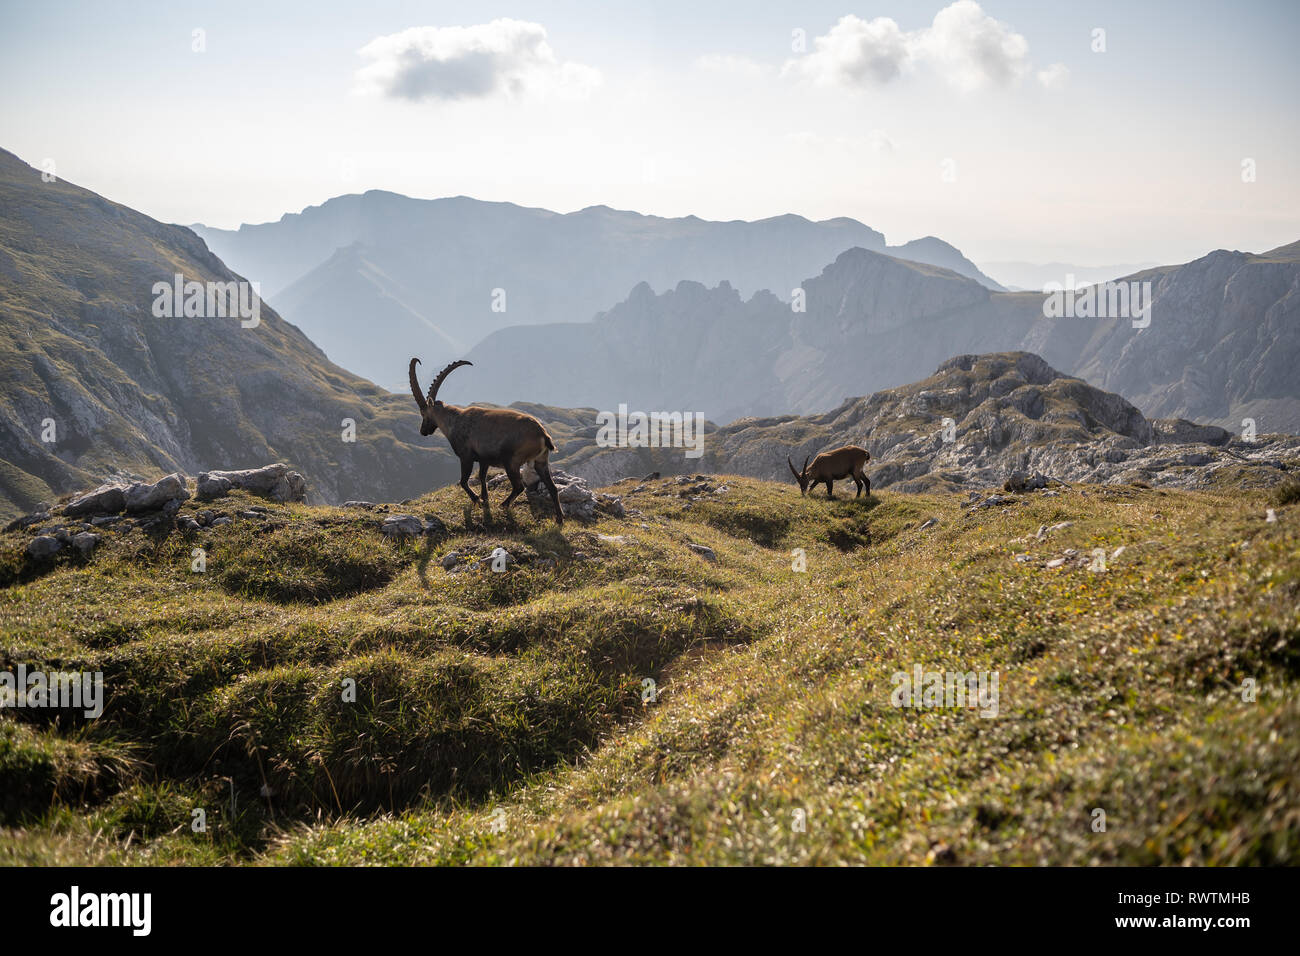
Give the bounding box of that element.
[409,357,472,436]
[788,455,812,495]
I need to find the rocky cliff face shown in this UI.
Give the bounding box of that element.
[468,249,1042,418]
[468,278,794,422]
[1038,243,1300,432]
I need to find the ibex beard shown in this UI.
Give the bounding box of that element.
[409,357,564,524]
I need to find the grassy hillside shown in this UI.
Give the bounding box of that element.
[1,474,1297,865]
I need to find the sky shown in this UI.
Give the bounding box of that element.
[1,0,1297,266]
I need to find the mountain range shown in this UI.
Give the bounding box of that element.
[468,241,1300,434]
[195,186,1300,435]
[190,191,1004,390]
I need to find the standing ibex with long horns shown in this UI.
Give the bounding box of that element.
[788,445,871,499]
[409,358,564,524]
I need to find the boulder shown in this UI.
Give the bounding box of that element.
[123,473,190,513]
[1003,471,1049,493]
[520,466,623,522]
[381,514,424,537]
[687,543,718,562]
[26,535,62,558]
[197,463,307,503]
[63,482,128,517]
[71,532,101,555]
[196,474,233,498]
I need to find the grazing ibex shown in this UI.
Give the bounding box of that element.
[409,358,564,524]
[788,445,872,499]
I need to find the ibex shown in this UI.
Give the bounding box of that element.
[788,445,871,499]
[409,358,564,524]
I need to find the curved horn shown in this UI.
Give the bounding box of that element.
[428,359,472,404]
[408,358,427,412]
[802,456,811,476]
[787,456,801,480]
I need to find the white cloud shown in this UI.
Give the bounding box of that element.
[356,19,600,103]
[1036,62,1070,90]
[915,0,1030,91]
[784,2,1048,93]
[695,53,765,77]
[782,14,911,87]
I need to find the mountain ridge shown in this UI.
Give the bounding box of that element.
[468,240,1300,433]
[190,189,1004,389]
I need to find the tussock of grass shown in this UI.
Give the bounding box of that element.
[1270,480,1300,508]
[0,721,138,826]
[212,523,414,604]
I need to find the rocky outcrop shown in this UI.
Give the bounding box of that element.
[21,465,305,535]
[510,466,625,522]
[124,473,189,513]
[704,352,1300,492]
[197,464,306,502]
[1152,419,1231,446]
[63,483,128,517]
[62,474,190,517]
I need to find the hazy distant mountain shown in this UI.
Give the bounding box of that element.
[468,250,1024,421]
[468,243,1300,434]
[979,260,1160,291]
[271,243,459,386]
[190,192,1003,390]
[890,236,1006,290]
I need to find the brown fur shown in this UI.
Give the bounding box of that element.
[788,445,872,499]
[410,357,563,523]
